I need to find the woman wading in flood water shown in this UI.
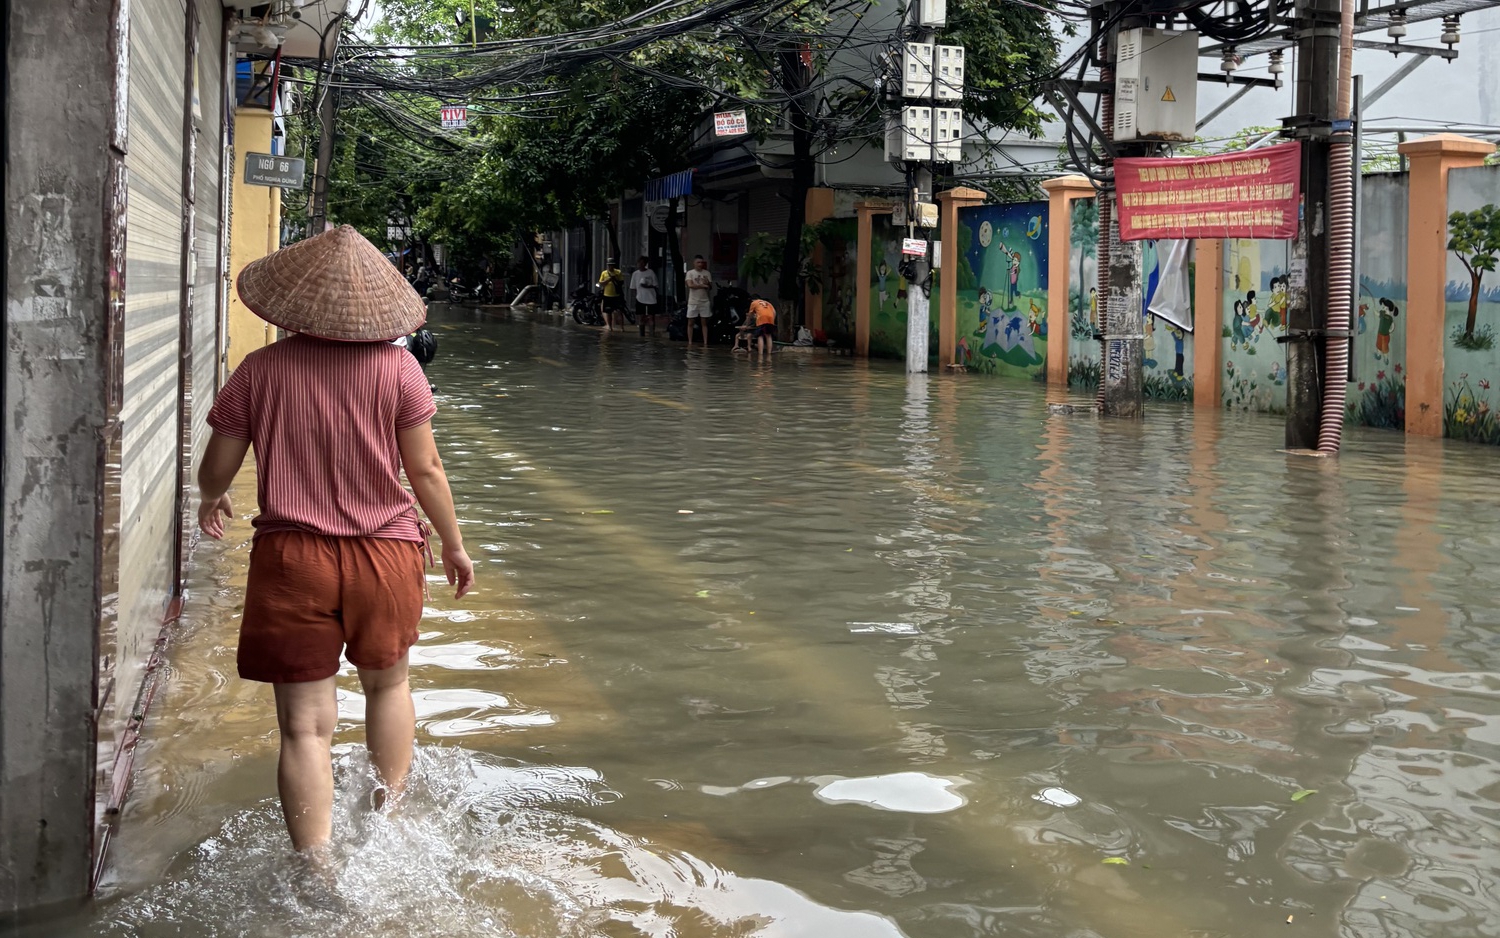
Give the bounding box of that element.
[196,226,474,858]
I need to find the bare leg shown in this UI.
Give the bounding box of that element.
[273,677,339,851]
[357,656,415,807]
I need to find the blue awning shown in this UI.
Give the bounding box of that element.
[645,169,694,202]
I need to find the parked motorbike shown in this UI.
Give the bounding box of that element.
[570,285,604,326]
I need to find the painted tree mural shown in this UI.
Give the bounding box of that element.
[1448,203,1500,349]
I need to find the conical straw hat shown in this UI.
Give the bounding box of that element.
[236,225,427,342]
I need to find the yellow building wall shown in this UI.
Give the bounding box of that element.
[227,107,281,371]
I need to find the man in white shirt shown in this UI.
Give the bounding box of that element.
[629,256,660,337]
[684,255,713,346]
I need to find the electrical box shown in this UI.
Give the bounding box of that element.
[1113,28,1199,142]
[933,107,963,162]
[934,45,964,101]
[918,0,946,27]
[885,107,963,162]
[902,42,933,98]
[886,107,929,162]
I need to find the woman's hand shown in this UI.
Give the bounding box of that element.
[442,544,475,599]
[198,493,233,539]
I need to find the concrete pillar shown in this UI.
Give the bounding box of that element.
[2,0,124,914]
[1398,134,1494,436]
[1193,239,1225,410]
[854,201,894,358]
[1040,175,1096,387]
[804,188,835,334]
[227,106,282,371]
[936,187,986,368]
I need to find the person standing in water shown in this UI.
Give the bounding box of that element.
[196,226,474,855]
[684,255,714,346]
[630,256,660,337]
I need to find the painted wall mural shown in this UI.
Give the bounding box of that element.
[1067,197,1195,399]
[1349,172,1407,430]
[868,215,909,359]
[952,202,1050,378]
[1444,165,1500,446]
[1220,239,1290,413]
[1068,198,1102,390]
[817,218,858,349]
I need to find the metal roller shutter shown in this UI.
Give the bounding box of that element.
[114,0,188,745]
[190,0,225,465]
[620,197,643,272]
[744,187,790,296]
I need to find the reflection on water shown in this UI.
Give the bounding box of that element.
[43,306,1500,937]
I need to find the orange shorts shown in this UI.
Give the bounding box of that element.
[239,531,425,683]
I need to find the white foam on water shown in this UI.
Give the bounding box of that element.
[812,772,967,814]
[847,622,921,635]
[97,746,906,938]
[1031,787,1082,808]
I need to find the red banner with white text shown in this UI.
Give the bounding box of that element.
[1114,141,1301,241]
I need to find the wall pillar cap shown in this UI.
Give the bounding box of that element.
[937,186,987,203]
[1397,133,1496,158]
[1041,174,1097,195]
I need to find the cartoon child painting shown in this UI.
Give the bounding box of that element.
[1358,302,1368,334]
[975,287,995,338]
[1230,299,1251,351]
[1168,324,1186,377]
[1376,297,1399,358]
[1089,287,1098,330]
[1029,299,1046,336]
[1008,250,1022,311]
[1266,276,1288,329]
[877,261,890,310]
[1143,313,1157,369]
[1244,290,1261,335]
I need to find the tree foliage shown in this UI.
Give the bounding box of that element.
[292,0,1064,297]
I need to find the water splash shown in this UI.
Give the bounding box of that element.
[97,746,904,938]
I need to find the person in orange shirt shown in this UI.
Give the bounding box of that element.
[749,296,776,355]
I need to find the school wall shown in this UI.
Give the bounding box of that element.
[1443,164,1500,446]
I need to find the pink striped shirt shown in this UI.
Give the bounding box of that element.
[207,334,436,542]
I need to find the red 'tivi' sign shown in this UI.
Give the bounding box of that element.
[1114,141,1302,241]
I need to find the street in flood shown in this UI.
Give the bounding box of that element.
[43,306,1500,938]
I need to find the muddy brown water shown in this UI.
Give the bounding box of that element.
[33,306,1500,937]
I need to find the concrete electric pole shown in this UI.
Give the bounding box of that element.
[309,80,337,233]
[887,0,963,373]
[1282,0,1343,450]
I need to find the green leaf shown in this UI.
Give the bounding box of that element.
[695,589,711,597]
[1102,857,1129,866]
[1290,789,1318,802]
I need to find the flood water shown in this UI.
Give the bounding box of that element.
[45,305,1500,937]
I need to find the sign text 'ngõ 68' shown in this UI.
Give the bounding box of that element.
[1114,141,1301,241]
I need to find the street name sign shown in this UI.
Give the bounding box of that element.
[244,153,305,189]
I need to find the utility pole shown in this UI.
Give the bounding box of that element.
[904,12,935,373]
[1283,0,1342,449]
[887,0,962,373]
[1100,20,1147,418]
[309,77,337,232]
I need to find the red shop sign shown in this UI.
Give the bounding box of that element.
[1114,141,1301,241]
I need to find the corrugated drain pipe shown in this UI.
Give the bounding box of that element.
[1096,70,1113,412]
[1317,0,1357,452]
